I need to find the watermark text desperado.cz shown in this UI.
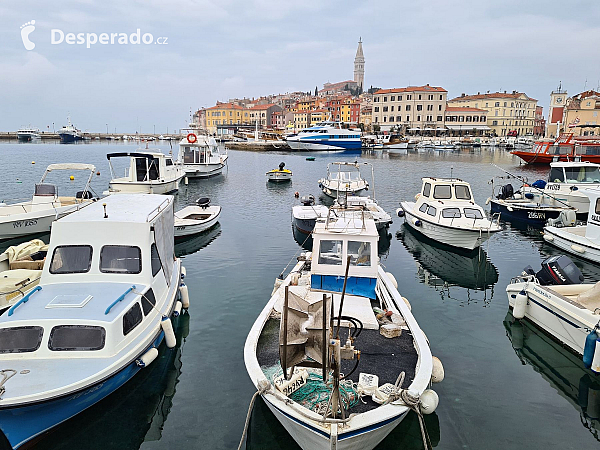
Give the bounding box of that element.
[51,29,167,48]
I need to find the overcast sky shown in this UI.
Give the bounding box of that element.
[1,0,599,133]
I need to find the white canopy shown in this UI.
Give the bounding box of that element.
[46,163,96,171]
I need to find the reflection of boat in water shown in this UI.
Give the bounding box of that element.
[397,224,498,290]
[28,312,189,450]
[503,310,600,442]
[174,223,221,257]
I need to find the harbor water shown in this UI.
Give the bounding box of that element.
[1,141,599,449]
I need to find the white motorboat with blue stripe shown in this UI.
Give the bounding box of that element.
[0,194,188,449]
[286,121,362,152]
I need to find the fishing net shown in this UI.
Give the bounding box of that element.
[262,364,360,415]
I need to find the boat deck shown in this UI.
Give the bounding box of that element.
[256,317,418,414]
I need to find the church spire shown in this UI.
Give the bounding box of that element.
[354,38,365,91]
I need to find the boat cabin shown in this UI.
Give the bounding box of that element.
[548,161,600,184]
[0,194,177,358]
[580,189,600,241]
[107,152,176,183]
[178,136,220,165]
[310,209,379,299]
[415,177,485,221]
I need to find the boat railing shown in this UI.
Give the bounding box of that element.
[146,197,172,222]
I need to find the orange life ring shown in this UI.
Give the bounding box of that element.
[187,133,197,144]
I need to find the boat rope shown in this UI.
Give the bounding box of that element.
[279,231,312,279]
[383,372,433,450]
[0,369,17,399]
[237,382,270,450]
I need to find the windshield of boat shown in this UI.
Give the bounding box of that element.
[48,325,106,351]
[433,185,452,199]
[0,326,43,353]
[455,185,472,200]
[331,170,360,181]
[563,166,600,183]
[348,241,371,267]
[318,240,342,265]
[463,208,483,219]
[49,245,92,274]
[100,245,142,274]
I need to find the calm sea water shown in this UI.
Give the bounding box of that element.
[1,141,599,449]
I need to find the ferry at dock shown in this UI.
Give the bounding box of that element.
[286,121,362,152]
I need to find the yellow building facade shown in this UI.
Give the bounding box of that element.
[205,103,246,133]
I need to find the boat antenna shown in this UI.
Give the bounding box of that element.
[450,167,453,180]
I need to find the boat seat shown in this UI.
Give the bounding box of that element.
[58,196,81,205]
[576,282,600,311]
[9,259,44,270]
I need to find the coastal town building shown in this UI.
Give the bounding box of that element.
[360,106,372,128]
[534,106,545,137]
[562,90,600,137]
[448,91,537,137]
[354,38,365,91]
[372,85,447,132]
[546,83,567,138]
[205,102,245,133]
[247,103,282,128]
[322,80,359,96]
[444,106,489,136]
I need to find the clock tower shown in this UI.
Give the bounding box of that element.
[547,82,567,138]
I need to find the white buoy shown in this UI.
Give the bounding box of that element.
[431,356,444,383]
[181,266,187,279]
[592,340,600,374]
[507,206,514,212]
[136,347,159,367]
[419,389,439,414]
[513,290,528,319]
[402,296,412,311]
[386,272,398,289]
[173,300,182,317]
[161,316,176,348]
[179,283,190,309]
[543,234,554,242]
[184,177,189,185]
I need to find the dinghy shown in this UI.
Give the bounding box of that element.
[244,206,442,450]
[174,198,221,239]
[0,194,188,449]
[266,162,292,182]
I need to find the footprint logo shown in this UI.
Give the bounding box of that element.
[20,20,36,51]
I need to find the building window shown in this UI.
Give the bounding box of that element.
[391,96,395,101]
[427,105,433,111]
[391,106,394,111]
[495,102,500,107]
[439,95,443,100]
[397,116,402,121]
[383,106,388,112]
[374,107,379,112]
[398,95,402,101]
[407,95,412,100]
[418,94,422,100]
[383,96,387,102]
[406,115,410,122]
[481,116,486,122]
[492,120,498,126]
[466,116,472,122]
[428,95,433,100]
[383,116,387,122]
[437,116,442,122]
[389,116,394,122]
[459,116,464,122]
[406,105,411,111]
[417,115,421,121]
[374,97,379,102]
[416,105,423,111]
[397,105,402,112]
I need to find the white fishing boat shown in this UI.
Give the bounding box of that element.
[0,194,188,449]
[106,151,185,195]
[318,161,369,199]
[266,162,292,182]
[16,126,40,142]
[0,163,97,241]
[244,206,442,450]
[399,177,501,250]
[505,255,600,373]
[286,121,362,152]
[543,189,600,263]
[0,239,47,313]
[176,133,228,178]
[174,198,221,239]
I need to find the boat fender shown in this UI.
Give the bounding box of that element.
[136,347,159,368]
[485,197,491,205]
[513,290,528,319]
[385,272,398,289]
[431,356,444,383]
[412,218,422,227]
[161,316,177,348]
[514,193,522,200]
[571,244,586,254]
[507,206,514,212]
[583,329,600,369]
[543,234,554,242]
[290,273,300,286]
[181,266,186,279]
[173,300,182,317]
[402,296,412,311]
[396,208,405,218]
[184,177,188,185]
[419,389,439,415]
[179,283,190,309]
[592,340,600,374]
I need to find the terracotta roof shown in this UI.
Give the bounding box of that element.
[375,85,447,94]
[249,103,277,110]
[449,92,537,102]
[445,106,487,113]
[206,102,245,110]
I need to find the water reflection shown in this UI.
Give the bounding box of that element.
[34,312,190,450]
[503,311,600,441]
[174,223,222,257]
[397,224,498,304]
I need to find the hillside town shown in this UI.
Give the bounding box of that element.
[192,39,599,141]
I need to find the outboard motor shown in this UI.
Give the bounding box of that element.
[279,162,285,171]
[196,197,211,208]
[522,255,584,286]
[497,184,514,200]
[546,210,576,228]
[300,194,315,206]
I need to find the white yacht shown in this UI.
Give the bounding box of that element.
[107,151,185,195]
[399,177,501,250]
[176,134,228,178]
[16,126,41,142]
[244,206,441,450]
[286,121,362,151]
[0,194,188,449]
[0,163,97,241]
[318,161,369,198]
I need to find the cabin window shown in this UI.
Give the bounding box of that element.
[595,199,600,215]
[50,245,92,274]
[427,206,437,217]
[166,158,174,166]
[455,185,472,200]
[183,147,194,163]
[419,203,429,213]
[549,167,564,182]
[564,166,600,183]
[135,157,160,182]
[318,240,343,265]
[422,182,431,197]
[433,185,452,199]
[48,325,105,351]
[348,241,371,267]
[100,246,142,274]
[0,326,43,354]
[442,208,461,218]
[141,288,157,316]
[123,303,143,336]
[463,208,483,219]
[151,243,162,277]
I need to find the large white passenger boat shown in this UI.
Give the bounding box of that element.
[245,206,441,450]
[176,134,228,178]
[0,194,188,449]
[399,177,501,250]
[286,121,362,151]
[107,152,185,194]
[0,163,97,241]
[16,127,40,142]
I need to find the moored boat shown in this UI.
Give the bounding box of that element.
[318,161,369,199]
[174,198,221,239]
[286,121,362,152]
[16,127,40,142]
[176,133,228,178]
[57,118,83,143]
[512,133,600,164]
[266,162,292,182]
